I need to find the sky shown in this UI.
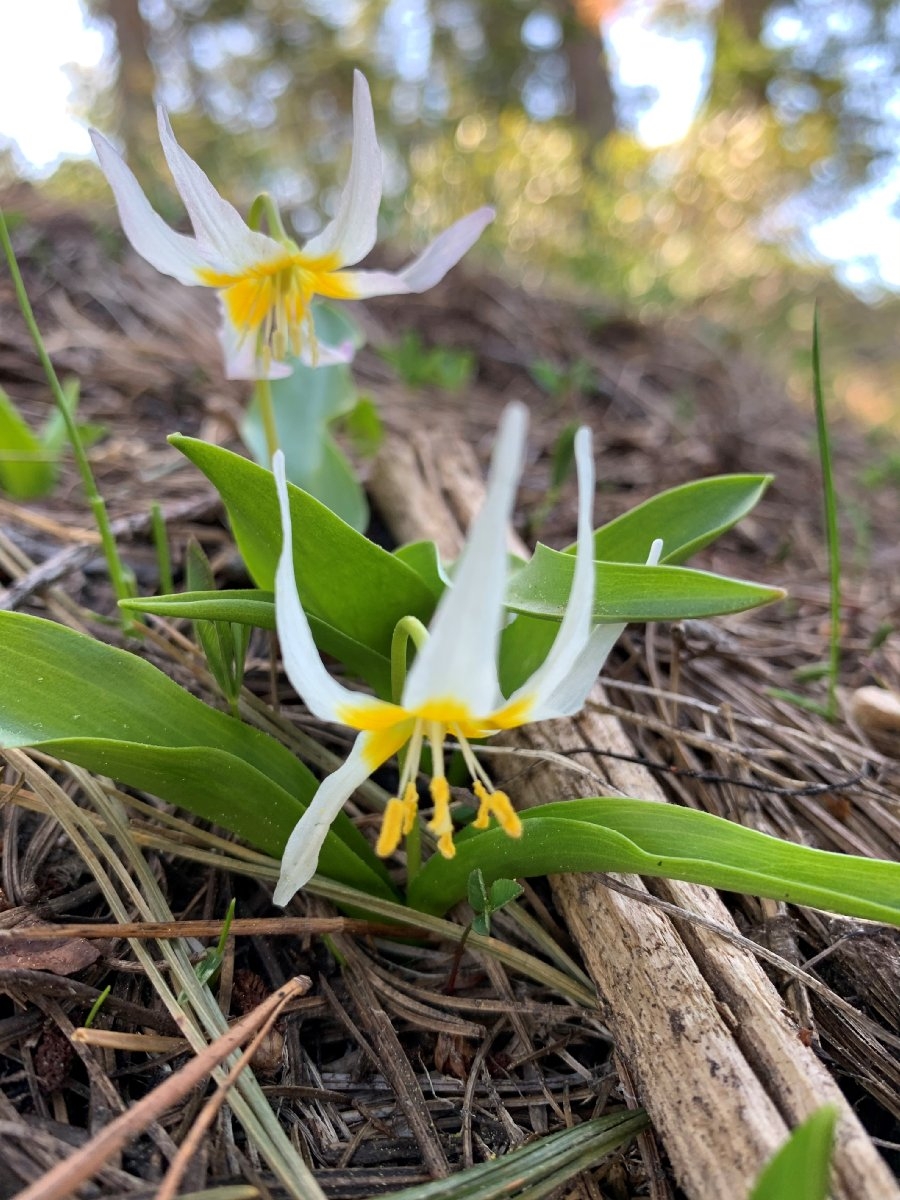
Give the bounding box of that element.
[1,0,898,294]
[0,1,106,167]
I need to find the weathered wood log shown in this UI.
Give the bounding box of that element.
[369,430,898,1200]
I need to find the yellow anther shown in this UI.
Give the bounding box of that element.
[437,831,457,859]
[472,780,522,838]
[472,779,492,829]
[376,797,406,858]
[490,789,523,838]
[427,775,453,837]
[376,783,420,858]
[400,781,419,835]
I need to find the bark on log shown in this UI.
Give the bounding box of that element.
[369,430,898,1200]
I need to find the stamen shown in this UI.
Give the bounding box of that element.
[375,783,420,859]
[428,775,456,859]
[376,798,406,857]
[451,724,496,791]
[472,780,522,838]
[399,780,418,834]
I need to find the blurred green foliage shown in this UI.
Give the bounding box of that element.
[379,330,475,391]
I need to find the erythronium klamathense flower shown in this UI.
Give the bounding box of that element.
[271,402,663,906]
[90,71,493,381]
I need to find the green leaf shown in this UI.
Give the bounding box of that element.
[489,878,524,910]
[180,898,236,1002]
[505,547,785,623]
[40,377,80,457]
[500,474,776,694]
[343,395,384,457]
[549,423,579,492]
[382,1109,648,1200]
[0,612,394,898]
[120,589,393,698]
[169,436,437,697]
[0,386,55,498]
[380,331,474,391]
[467,867,490,914]
[592,474,773,565]
[242,359,368,532]
[185,541,248,709]
[392,541,447,600]
[408,798,900,925]
[750,1107,838,1200]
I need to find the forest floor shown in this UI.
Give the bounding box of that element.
[0,187,898,1198]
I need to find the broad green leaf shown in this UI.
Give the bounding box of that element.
[501,474,775,693]
[392,541,447,599]
[750,1107,838,1200]
[120,589,392,697]
[506,547,784,623]
[313,299,367,354]
[0,386,54,498]
[408,798,900,924]
[593,474,773,565]
[169,436,437,693]
[383,1109,648,1200]
[242,350,368,532]
[498,612,559,696]
[0,612,394,898]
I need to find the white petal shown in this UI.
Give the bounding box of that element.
[528,537,664,720]
[157,107,285,273]
[296,340,357,368]
[273,735,374,904]
[510,427,595,718]
[90,129,213,285]
[274,450,377,720]
[301,71,382,266]
[344,207,495,298]
[402,402,528,715]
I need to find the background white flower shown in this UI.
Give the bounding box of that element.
[91,71,493,380]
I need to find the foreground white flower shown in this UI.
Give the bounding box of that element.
[90,71,494,380]
[272,401,663,905]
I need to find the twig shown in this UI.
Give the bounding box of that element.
[0,916,415,941]
[15,975,310,1200]
[155,983,296,1200]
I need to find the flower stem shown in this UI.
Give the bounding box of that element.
[0,205,135,619]
[254,377,280,462]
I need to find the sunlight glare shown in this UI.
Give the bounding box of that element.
[0,0,106,170]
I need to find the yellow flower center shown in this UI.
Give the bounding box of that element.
[344,699,527,861]
[198,250,358,370]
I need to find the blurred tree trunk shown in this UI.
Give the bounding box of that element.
[558,1,618,142]
[722,0,769,40]
[566,24,617,141]
[93,0,158,175]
